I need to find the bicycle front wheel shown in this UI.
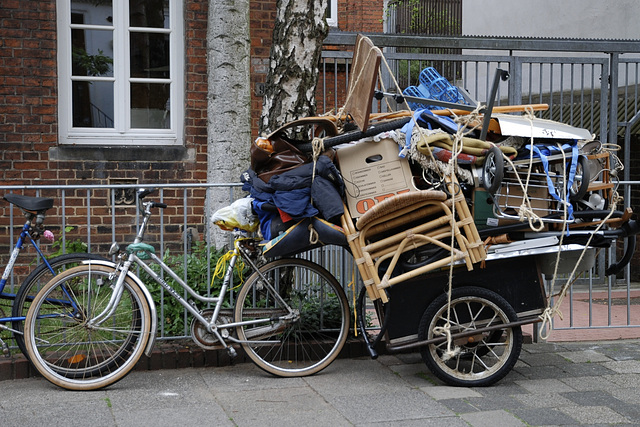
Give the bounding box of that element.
[24,264,151,390]
[12,253,108,358]
[235,258,349,377]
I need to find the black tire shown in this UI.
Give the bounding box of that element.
[296,117,411,153]
[481,146,504,194]
[12,253,108,358]
[418,286,522,387]
[569,155,591,201]
[234,258,349,377]
[24,264,151,390]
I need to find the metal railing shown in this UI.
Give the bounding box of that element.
[0,183,359,343]
[319,33,640,339]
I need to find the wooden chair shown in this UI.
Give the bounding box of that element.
[341,180,486,303]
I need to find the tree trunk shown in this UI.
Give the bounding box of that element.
[206,0,251,249]
[260,0,328,135]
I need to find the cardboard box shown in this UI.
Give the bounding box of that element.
[337,138,416,218]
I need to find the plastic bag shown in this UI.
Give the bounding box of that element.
[211,197,259,232]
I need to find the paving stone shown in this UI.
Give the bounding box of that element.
[512,392,575,408]
[518,351,570,367]
[521,342,571,354]
[462,395,524,412]
[603,372,640,388]
[560,390,623,407]
[514,378,577,394]
[512,364,567,380]
[558,405,631,425]
[602,359,640,374]
[460,409,526,427]
[559,362,617,378]
[557,349,612,363]
[511,407,579,426]
[438,398,479,414]
[559,374,619,392]
[420,385,483,400]
[471,381,529,397]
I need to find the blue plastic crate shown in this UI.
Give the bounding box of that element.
[418,67,466,104]
[402,85,439,110]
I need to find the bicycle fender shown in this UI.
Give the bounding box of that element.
[81,260,158,356]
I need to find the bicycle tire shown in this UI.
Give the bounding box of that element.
[569,154,591,201]
[295,117,411,153]
[418,286,522,387]
[234,258,349,377]
[24,264,151,391]
[12,253,108,358]
[481,145,504,194]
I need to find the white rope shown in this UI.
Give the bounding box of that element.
[539,190,620,340]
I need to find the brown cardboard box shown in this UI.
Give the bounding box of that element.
[336,138,417,218]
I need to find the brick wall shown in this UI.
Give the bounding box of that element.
[0,2,58,181]
[0,1,211,273]
[0,0,385,277]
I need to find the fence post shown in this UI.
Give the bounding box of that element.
[609,52,620,145]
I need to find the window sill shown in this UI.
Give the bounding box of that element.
[49,146,195,162]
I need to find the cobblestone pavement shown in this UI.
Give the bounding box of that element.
[2,340,640,426]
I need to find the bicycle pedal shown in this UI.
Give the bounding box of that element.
[226,346,237,359]
[0,339,10,358]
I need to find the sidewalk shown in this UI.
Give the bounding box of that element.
[2,339,640,426]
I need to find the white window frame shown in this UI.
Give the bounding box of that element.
[327,0,338,27]
[57,0,184,146]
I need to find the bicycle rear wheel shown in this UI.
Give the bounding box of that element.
[235,258,349,377]
[24,264,151,390]
[12,253,108,358]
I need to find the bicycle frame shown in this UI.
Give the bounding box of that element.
[91,194,298,357]
[0,216,58,329]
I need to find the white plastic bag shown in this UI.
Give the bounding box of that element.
[211,197,258,232]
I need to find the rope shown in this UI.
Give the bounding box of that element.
[538,190,621,340]
[308,223,319,245]
[489,105,545,232]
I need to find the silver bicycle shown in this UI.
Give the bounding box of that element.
[24,189,350,390]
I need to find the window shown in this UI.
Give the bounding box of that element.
[326,0,338,27]
[57,0,184,146]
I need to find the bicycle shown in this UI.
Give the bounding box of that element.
[0,193,106,359]
[24,188,350,390]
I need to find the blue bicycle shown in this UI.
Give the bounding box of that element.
[0,193,106,359]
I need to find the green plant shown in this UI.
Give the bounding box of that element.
[72,47,113,76]
[49,226,89,258]
[139,241,248,337]
[298,288,344,331]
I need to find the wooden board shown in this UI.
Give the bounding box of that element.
[342,35,381,132]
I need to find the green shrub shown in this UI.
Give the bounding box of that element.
[139,241,248,337]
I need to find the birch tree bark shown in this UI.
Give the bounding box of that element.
[259,0,329,134]
[207,0,251,248]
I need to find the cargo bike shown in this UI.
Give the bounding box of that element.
[243,35,639,387]
[23,36,640,390]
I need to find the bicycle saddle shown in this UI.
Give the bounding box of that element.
[3,194,54,212]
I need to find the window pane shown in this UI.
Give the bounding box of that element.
[72,81,114,128]
[130,83,170,129]
[130,32,169,79]
[71,1,113,26]
[72,29,114,77]
[130,0,170,28]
